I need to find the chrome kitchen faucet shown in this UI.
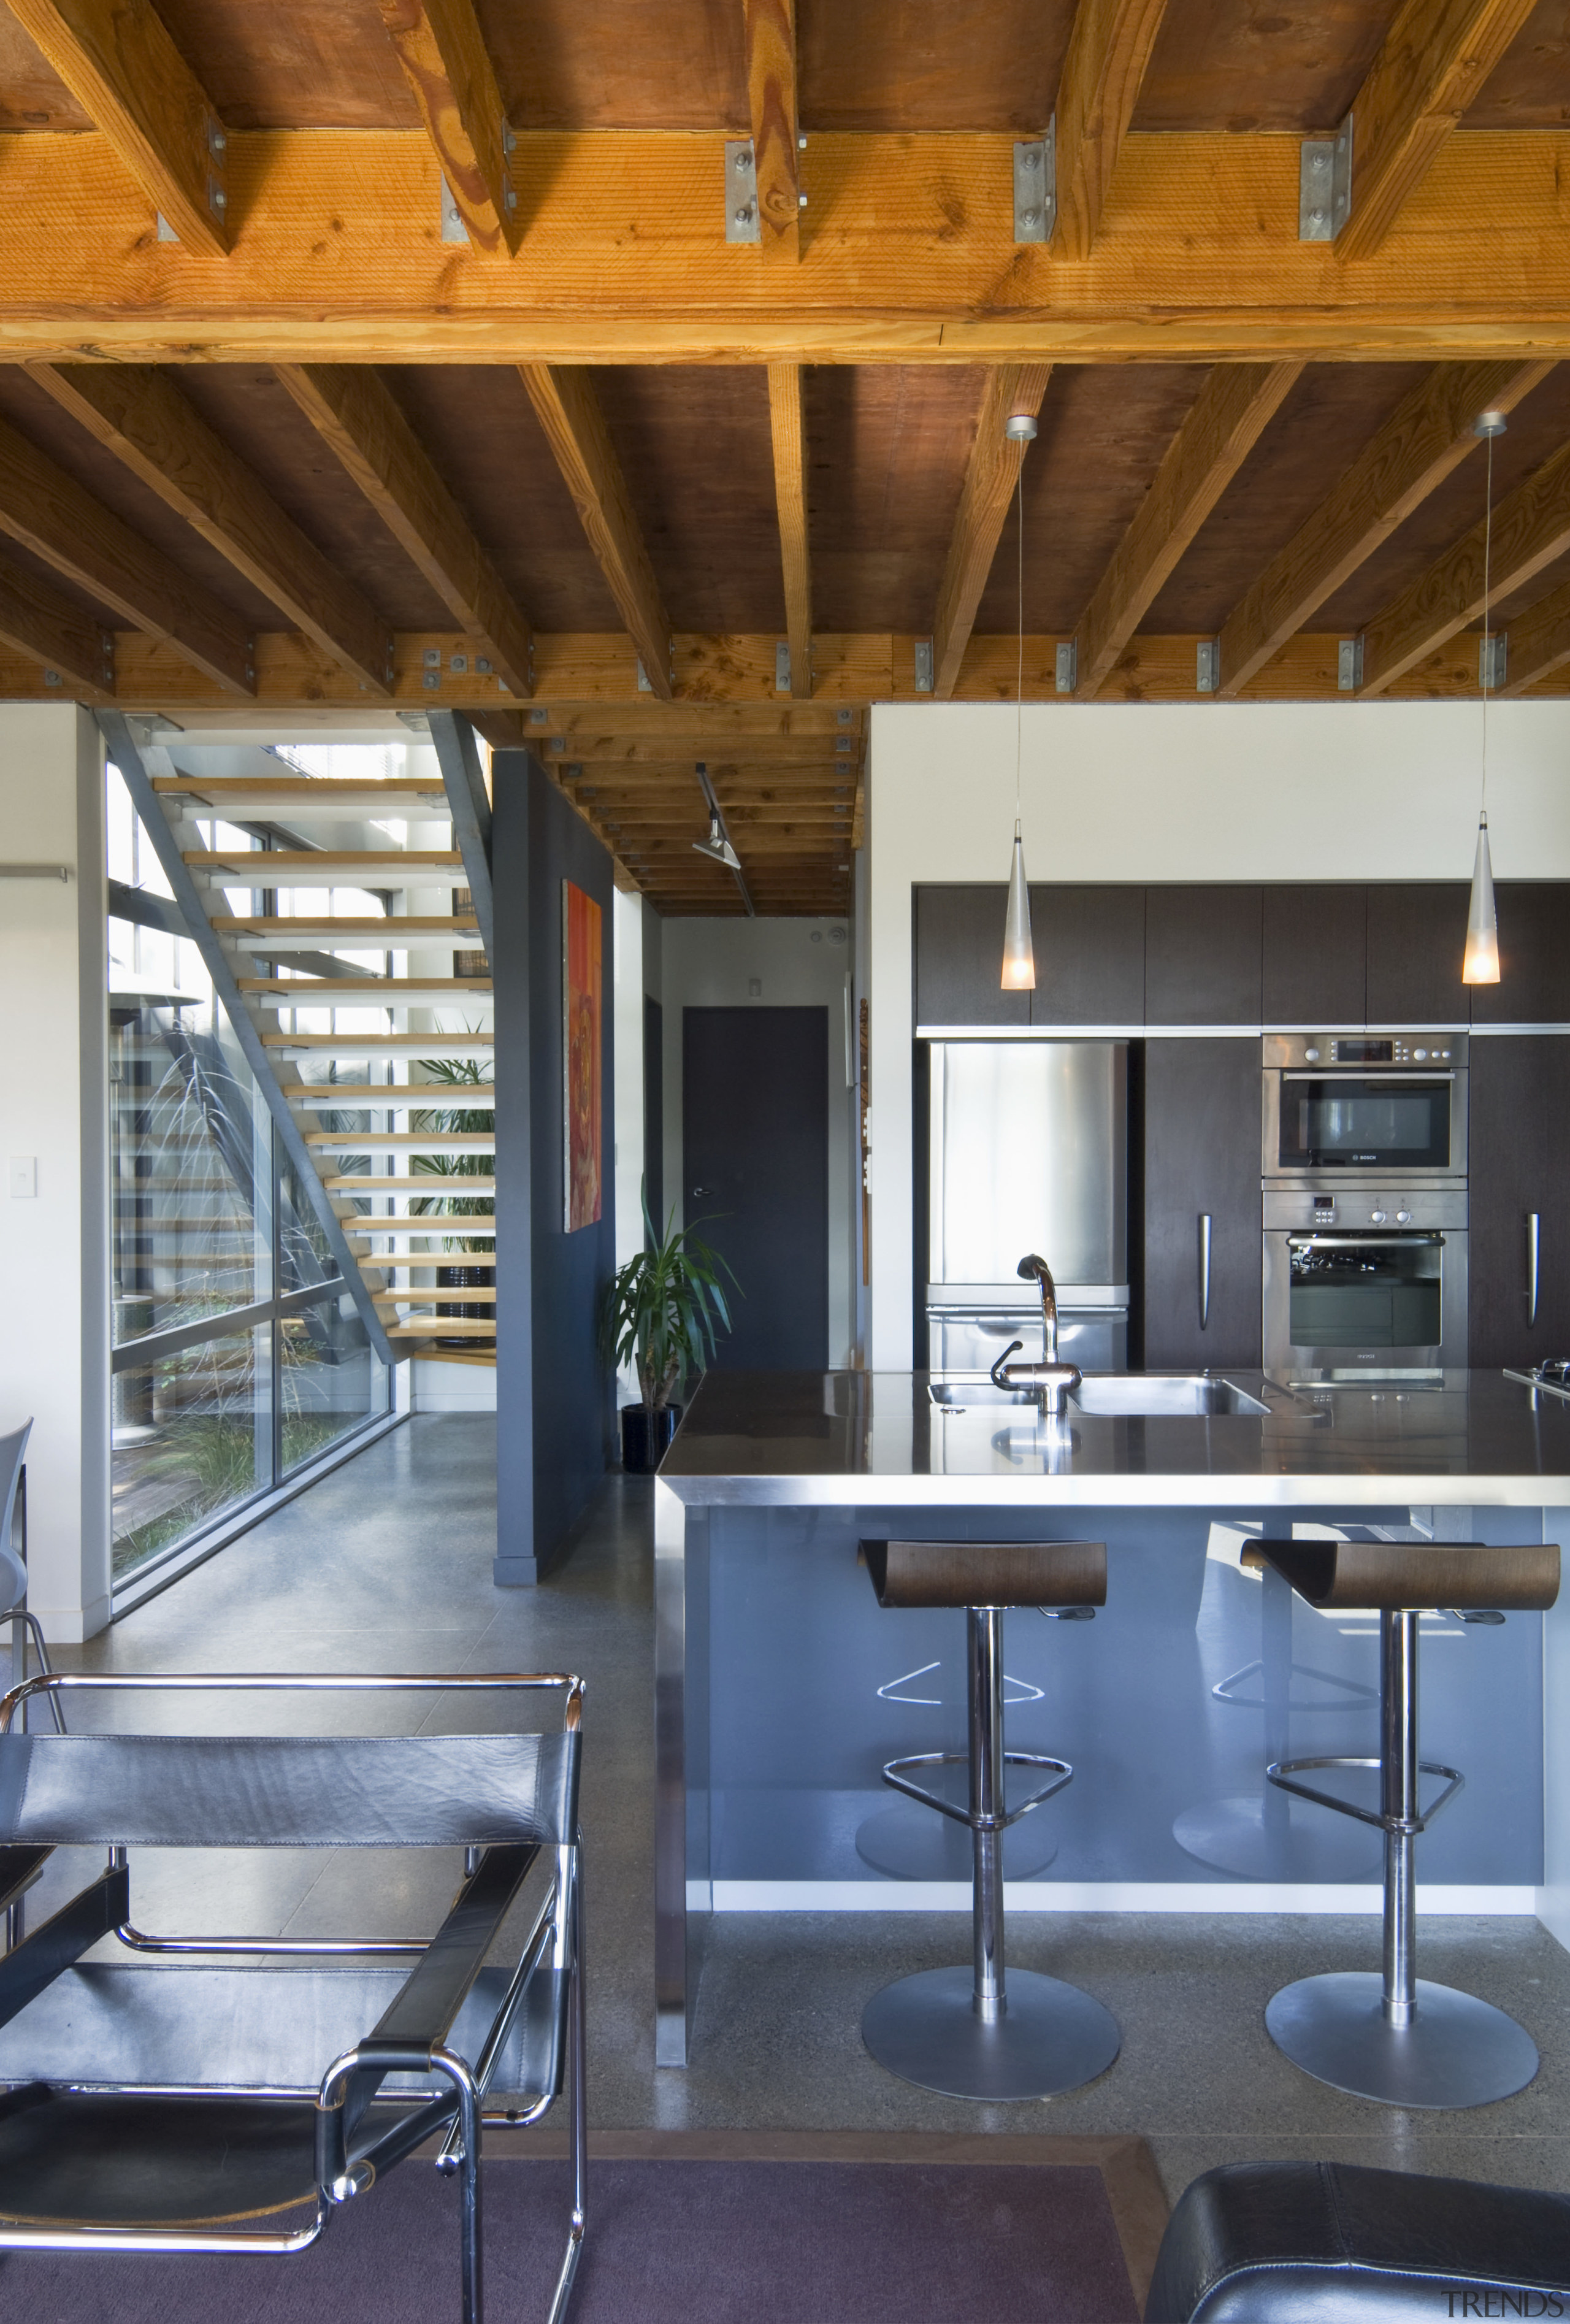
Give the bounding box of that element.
[989,1254,1084,1414]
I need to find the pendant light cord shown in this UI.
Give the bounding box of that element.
[1015,466,1024,833]
[1480,429,1494,819]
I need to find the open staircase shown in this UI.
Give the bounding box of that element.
[101,712,499,1372]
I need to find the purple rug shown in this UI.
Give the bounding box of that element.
[0,2138,1157,2322]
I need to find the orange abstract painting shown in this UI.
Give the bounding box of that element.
[562,880,602,1231]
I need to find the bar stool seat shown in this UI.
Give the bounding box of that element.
[857,1538,1120,2102]
[1255,1536,1559,2109]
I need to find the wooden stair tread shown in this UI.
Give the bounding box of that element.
[289,1086,495,1105]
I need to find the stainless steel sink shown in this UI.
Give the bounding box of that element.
[1068,1373,1269,1417]
[928,1380,1043,1410]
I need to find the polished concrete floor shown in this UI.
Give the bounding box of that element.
[41,1414,1570,2207]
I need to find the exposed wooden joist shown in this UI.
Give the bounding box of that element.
[1217,359,1555,696]
[517,366,674,700]
[5,0,229,255]
[1360,439,1570,696]
[1,132,1570,363]
[1076,361,1303,698]
[743,0,800,261]
[272,364,533,697]
[1335,0,1543,263]
[766,363,813,699]
[31,364,396,696]
[372,0,519,258]
[1051,0,1172,261]
[0,410,253,696]
[932,367,1055,699]
[1500,577,1570,697]
[0,553,115,697]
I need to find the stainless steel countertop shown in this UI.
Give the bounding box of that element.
[655,1370,1570,1508]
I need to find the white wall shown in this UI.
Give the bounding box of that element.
[867,699,1570,1367]
[659,916,859,1368]
[0,706,111,1639]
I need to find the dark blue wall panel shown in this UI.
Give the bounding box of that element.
[493,751,615,1585]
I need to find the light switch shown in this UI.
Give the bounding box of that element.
[9,1157,36,1198]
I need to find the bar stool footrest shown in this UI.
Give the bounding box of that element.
[883,1749,1072,1830]
[1265,1754,1464,1834]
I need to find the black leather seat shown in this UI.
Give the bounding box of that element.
[1146,2160,1570,2321]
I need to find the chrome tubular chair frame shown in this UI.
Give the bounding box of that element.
[0,1668,587,2324]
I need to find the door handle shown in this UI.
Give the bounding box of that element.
[1527,1211,1541,1328]
[1198,1213,1212,1332]
[690,1186,713,1200]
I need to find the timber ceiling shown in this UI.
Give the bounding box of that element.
[0,0,1568,914]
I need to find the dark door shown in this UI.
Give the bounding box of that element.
[1027,885,1146,1026]
[1145,887,1263,1025]
[1262,885,1366,1026]
[1143,1038,1262,1368]
[642,995,664,1231]
[913,887,1030,1028]
[1469,1037,1570,1366]
[1470,886,1570,1026]
[1365,884,1470,1024]
[683,1007,829,1370]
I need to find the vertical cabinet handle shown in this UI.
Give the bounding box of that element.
[1198,1213,1212,1331]
[1527,1211,1541,1328]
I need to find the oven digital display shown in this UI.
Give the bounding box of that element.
[1331,1038,1393,1064]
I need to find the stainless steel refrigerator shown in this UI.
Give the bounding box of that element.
[925,1040,1128,1373]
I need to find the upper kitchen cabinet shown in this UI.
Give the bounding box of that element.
[1027,886,1146,1026]
[913,887,1029,1027]
[1469,886,1570,1025]
[1262,886,1366,1026]
[1144,887,1262,1025]
[1365,885,1470,1024]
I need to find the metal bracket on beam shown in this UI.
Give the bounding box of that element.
[1196,640,1220,694]
[1338,637,1365,691]
[1480,631,1508,690]
[1299,115,1352,241]
[1014,128,1054,244]
[775,643,791,694]
[440,178,468,245]
[914,639,934,693]
[725,140,760,244]
[1055,642,1077,694]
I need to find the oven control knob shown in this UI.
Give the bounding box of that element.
[1413,1046,1428,1060]
[1304,1046,1320,1062]
[1370,1208,1387,1224]
[1440,1048,1451,1059]
[1396,1208,1412,1224]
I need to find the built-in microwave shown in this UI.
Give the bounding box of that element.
[1262,1032,1468,1187]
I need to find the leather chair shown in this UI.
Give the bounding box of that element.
[1146,2159,1570,2321]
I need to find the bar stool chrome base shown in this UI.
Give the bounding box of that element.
[1266,1971,1540,2109]
[856,1800,1057,1881]
[862,1965,1120,2101]
[1172,1795,1378,1883]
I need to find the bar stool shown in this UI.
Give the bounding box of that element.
[857,1537,1120,2101]
[1255,1535,1560,2109]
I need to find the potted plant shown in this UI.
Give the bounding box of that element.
[599,1196,737,1472]
[410,1056,494,1349]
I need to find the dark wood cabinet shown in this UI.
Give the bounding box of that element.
[1365,884,1470,1025]
[1142,1039,1262,1369]
[1468,1037,1570,1367]
[913,887,1028,1027]
[1027,884,1146,1025]
[1262,885,1366,1026]
[1469,886,1570,1026]
[1145,886,1262,1025]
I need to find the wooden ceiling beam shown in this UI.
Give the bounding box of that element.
[743,0,800,261]
[0,409,253,695]
[373,0,519,259]
[1217,358,1554,696]
[1051,0,1172,262]
[0,552,115,697]
[6,0,229,255]
[1334,0,1542,263]
[1076,361,1304,698]
[518,365,674,701]
[1360,438,1570,696]
[31,364,396,696]
[2,132,1570,362]
[272,364,533,697]
[932,366,1055,700]
[767,363,813,697]
[537,705,861,739]
[1500,576,1570,697]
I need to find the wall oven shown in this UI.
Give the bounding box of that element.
[1263,1189,1468,1385]
[1262,1032,1467,1187]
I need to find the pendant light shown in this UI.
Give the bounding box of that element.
[1000,415,1038,991]
[1462,412,1506,985]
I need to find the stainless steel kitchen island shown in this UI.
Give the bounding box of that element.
[653,1370,1570,2064]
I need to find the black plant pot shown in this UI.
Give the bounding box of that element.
[437,1263,495,1349]
[620,1403,683,1474]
